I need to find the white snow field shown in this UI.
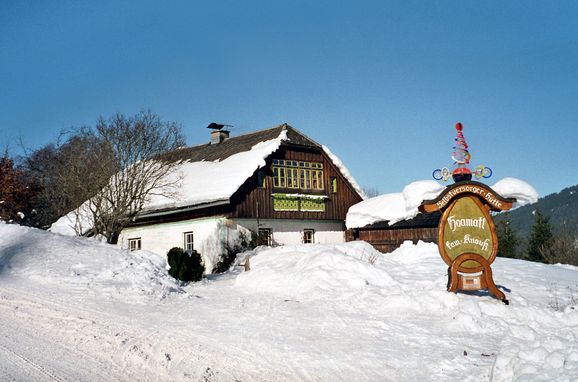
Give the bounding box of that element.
[1,223,577,381]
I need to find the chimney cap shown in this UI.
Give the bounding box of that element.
[206,122,233,130]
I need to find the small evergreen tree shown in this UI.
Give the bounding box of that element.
[526,210,554,263]
[497,213,519,258]
[167,247,204,282]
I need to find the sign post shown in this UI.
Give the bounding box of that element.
[421,123,515,304]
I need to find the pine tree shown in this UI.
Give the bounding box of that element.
[497,213,519,258]
[526,210,554,263]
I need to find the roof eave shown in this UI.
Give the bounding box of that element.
[133,199,230,221]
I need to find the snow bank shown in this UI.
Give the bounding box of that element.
[235,241,396,299]
[1,222,577,380]
[233,240,578,380]
[346,180,444,228]
[492,177,539,207]
[0,224,181,301]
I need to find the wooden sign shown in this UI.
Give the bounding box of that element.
[420,182,514,213]
[420,181,515,304]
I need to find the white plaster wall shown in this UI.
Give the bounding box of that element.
[118,217,227,271]
[119,217,346,272]
[234,218,345,245]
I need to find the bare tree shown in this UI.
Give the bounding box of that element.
[84,109,186,243]
[24,128,116,228]
[362,185,380,198]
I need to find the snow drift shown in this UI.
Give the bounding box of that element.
[0,223,181,301]
[0,223,576,380]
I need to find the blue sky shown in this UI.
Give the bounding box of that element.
[1,1,577,197]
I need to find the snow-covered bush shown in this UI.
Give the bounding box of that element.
[212,230,257,274]
[167,247,204,282]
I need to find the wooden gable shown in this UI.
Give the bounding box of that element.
[231,142,363,221]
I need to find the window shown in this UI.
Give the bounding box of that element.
[258,228,272,246]
[257,170,266,188]
[128,238,141,251]
[272,159,324,190]
[183,231,194,253]
[303,229,315,244]
[330,176,338,193]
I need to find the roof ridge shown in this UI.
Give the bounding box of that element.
[228,123,286,142]
[159,123,289,163]
[281,124,321,148]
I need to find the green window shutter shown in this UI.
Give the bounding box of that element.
[273,194,299,211]
[300,197,325,212]
[331,177,337,193]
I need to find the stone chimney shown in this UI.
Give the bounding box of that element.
[210,129,230,144]
[206,122,231,144]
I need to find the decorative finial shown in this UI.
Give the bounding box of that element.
[432,122,492,183]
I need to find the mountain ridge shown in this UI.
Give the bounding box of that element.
[495,183,578,238]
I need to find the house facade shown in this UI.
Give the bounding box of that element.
[117,124,365,270]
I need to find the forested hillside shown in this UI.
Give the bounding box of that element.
[495,184,578,238]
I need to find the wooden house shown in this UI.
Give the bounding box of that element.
[343,180,446,253]
[345,212,441,253]
[114,123,365,270]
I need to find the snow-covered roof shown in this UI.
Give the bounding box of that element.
[51,124,364,235]
[346,180,445,229]
[346,178,539,229]
[322,145,366,199]
[142,127,289,212]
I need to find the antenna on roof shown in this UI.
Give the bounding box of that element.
[206,122,233,130]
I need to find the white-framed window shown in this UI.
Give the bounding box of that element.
[183,231,194,253]
[258,228,272,246]
[128,237,141,251]
[303,229,315,244]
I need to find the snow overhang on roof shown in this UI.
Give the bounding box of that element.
[346,178,539,230]
[141,126,289,213]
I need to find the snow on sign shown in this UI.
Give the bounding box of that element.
[420,123,516,304]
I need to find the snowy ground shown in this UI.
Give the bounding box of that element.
[1,224,577,381]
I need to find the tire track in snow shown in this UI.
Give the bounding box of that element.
[0,288,130,381]
[0,341,67,382]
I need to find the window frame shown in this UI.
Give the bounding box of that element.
[183,231,194,253]
[257,170,267,188]
[303,229,315,244]
[128,237,142,251]
[330,176,338,193]
[272,159,324,191]
[257,228,272,246]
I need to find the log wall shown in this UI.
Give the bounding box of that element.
[346,227,438,254]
